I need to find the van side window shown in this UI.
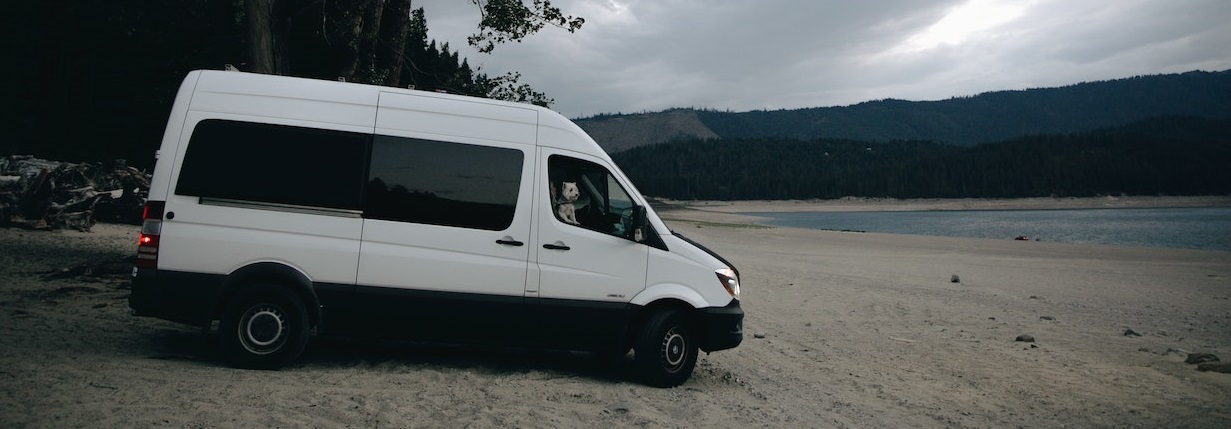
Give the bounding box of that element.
[548,155,637,239]
[366,136,523,230]
[176,119,368,210]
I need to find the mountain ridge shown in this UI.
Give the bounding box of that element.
[577,70,1231,152]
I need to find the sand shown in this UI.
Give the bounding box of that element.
[2,200,1230,427]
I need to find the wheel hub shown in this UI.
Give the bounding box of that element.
[242,306,286,352]
[662,329,687,369]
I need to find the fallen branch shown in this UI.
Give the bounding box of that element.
[1,155,149,231]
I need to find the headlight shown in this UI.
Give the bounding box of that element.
[716,267,740,299]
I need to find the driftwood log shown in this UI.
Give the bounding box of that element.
[1,155,150,231]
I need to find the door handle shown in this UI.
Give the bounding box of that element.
[496,236,524,246]
[543,241,571,251]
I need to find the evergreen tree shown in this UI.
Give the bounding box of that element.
[3,1,581,167]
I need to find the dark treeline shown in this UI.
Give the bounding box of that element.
[3,1,564,169]
[612,116,1231,200]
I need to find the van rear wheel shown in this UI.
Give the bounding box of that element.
[218,285,308,370]
[634,309,698,387]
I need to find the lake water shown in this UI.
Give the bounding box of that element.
[742,207,1231,251]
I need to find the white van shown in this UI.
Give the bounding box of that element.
[129,70,742,387]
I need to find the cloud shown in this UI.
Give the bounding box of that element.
[421,0,1231,118]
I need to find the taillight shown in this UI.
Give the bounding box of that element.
[135,201,165,269]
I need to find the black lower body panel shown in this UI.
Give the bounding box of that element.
[698,300,743,352]
[129,268,223,327]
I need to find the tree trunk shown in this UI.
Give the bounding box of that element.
[359,0,384,81]
[380,0,414,87]
[338,0,376,81]
[245,0,277,74]
[272,1,290,73]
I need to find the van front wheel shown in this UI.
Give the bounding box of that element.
[218,285,308,370]
[634,310,698,387]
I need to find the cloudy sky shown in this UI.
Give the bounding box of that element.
[421,0,1231,119]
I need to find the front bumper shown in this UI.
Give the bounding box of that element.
[698,299,743,352]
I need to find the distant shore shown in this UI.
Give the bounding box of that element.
[657,195,1231,214]
[651,195,1231,228]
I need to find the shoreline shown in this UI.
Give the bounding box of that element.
[654,195,1231,251]
[656,195,1231,214]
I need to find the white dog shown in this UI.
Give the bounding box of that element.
[557,181,580,225]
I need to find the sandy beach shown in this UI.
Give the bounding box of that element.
[2,199,1230,427]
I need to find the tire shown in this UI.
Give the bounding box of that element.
[218,285,309,370]
[634,309,698,387]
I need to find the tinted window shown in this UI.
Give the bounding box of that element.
[366,135,523,230]
[176,120,369,210]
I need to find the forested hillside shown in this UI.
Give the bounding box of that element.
[4,1,572,169]
[611,116,1231,200]
[581,70,1231,152]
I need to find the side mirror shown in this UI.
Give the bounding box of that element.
[631,205,648,242]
